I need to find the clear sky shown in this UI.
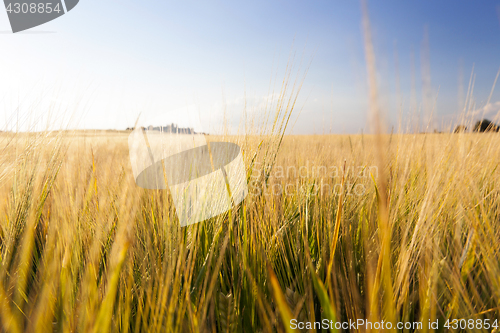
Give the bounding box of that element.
[1,0,500,134]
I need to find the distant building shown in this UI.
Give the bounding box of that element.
[138,123,196,134]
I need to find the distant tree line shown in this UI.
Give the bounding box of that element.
[453,119,499,133]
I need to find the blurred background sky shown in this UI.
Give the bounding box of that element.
[1,0,500,134]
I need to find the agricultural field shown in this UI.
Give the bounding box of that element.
[2,0,500,331]
[0,128,499,332]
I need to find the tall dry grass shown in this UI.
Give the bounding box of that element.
[1,125,500,332]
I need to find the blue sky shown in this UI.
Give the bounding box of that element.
[1,0,500,133]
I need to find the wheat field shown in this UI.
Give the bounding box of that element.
[0,126,499,332]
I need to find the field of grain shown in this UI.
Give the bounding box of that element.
[0,128,499,332]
